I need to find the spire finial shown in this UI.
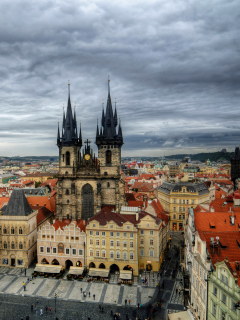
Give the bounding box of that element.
[68,80,70,99]
[108,75,110,95]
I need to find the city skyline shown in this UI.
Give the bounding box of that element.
[0,0,239,157]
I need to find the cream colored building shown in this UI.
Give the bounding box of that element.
[0,190,38,268]
[156,182,209,230]
[37,220,86,269]
[86,206,164,275]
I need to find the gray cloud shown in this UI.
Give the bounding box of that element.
[0,0,239,156]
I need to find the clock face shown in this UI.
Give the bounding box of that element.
[85,154,90,161]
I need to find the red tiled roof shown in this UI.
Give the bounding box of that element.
[39,179,58,189]
[37,207,53,225]
[126,193,135,202]
[0,197,10,210]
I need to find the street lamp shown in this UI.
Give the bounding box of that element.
[54,293,59,314]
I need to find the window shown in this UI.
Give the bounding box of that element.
[89,239,93,245]
[221,274,224,282]
[3,242,7,249]
[173,214,176,219]
[11,227,14,234]
[123,252,127,260]
[212,302,216,317]
[110,225,113,228]
[40,246,44,253]
[90,250,93,257]
[140,249,144,256]
[127,226,130,229]
[93,224,96,227]
[183,200,185,204]
[110,251,114,258]
[123,241,127,248]
[102,251,106,258]
[192,200,194,204]
[96,240,100,246]
[3,227,7,234]
[183,207,185,212]
[179,199,181,204]
[225,277,228,286]
[47,247,50,253]
[66,151,70,165]
[107,182,110,188]
[66,189,69,195]
[116,252,120,259]
[116,232,120,237]
[213,287,217,296]
[150,239,154,246]
[150,250,154,257]
[102,239,106,246]
[79,249,83,256]
[72,249,77,255]
[222,293,226,304]
[140,230,144,235]
[130,233,133,238]
[110,240,114,247]
[53,248,57,254]
[203,290,205,301]
[89,231,93,235]
[146,223,149,227]
[96,231,99,236]
[221,311,225,320]
[150,231,153,235]
[102,232,106,236]
[19,227,23,234]
[179,207,182,212]
[130,252,134,260]
[130,241,134,248]
[106,150,111,164]
[110,232,114,237]
[123,233,127,238]
[96,250,100,257]
[173,199,176,203]
[173,207,176,212]
[140,238,144,245]
[65,248,70,254]
[232,302,237,312]
[200,284,202,296]
[116,241,120,247]
[179,215,182,220]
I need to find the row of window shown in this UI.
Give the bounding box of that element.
[41,235,80,241]
[173,207,186,212]
[173,199,195,204]
[1,227,23,234]
[89,250,134,260]
[140,249,154,257]
[212,300,236,319]
[173,214,185,220]
[89,239,136,247]
[192,274,206,301]
[3,242,23,249]
[40,247,83,256]
[89,230,153,236]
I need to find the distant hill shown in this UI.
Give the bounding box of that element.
[165,151,234,163]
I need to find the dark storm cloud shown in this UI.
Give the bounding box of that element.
[0,0,239,156]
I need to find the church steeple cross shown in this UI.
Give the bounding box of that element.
[84,139,91,148]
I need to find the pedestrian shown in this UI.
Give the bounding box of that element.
[138,303,140,309]
[140,303,142,308]
[31,304,33,312]
[129,299,131,305]
[88,318,91,320]
[49,307,52,312]
[36,298,38,304]
[89,291,90,297]
[40,309,43,316]
[26,315,29,320]
[176,288,178,295]
[159,303,161,309]
[45,306,48,313]
[80,287,82,293]
[125,299,127,305]
[93,294,95,300]
[179,288,181,295]
[111,310,113,316]
[99,305,101,312]
[36,309,38,315]
[101,306,104,313]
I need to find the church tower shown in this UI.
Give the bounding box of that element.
[56,81,126,222]
[95,79,125,210]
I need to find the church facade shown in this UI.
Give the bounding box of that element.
[56,81,126,221]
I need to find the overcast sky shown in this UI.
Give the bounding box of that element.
[0,0,239,157]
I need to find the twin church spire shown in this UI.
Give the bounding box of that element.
[57,80,123,148]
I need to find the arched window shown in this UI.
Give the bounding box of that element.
[66,189,69,195]
[19,242,23,249]
[67,200,69,203]
[11,242,15,249]
[106,150,111,164]
[82,184,94,221]
[3,242,7,249]
[11,227,14,234]
[32,237,34,244]
[3,227,7,234]
[67,214,69,219]
[107,182,110,188]
[19,227,23,234]
[66,151,70,165]
[58,243,64,254]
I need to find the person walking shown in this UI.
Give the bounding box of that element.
[138,303,140,309]
[176,288,178,295]
[45,306,48,313]
[80,287,82,293]
[128,299,131,305]
[31,304,33,312]
[49,307,52,312]
[179,288,181,295]
[101,306,104,313]
[40,309,43,316]
[125,299,127,305]
[93,294,95,300]
[89,291,91,297]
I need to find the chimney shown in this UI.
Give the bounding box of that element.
[231,212,235,225]
[210,207,214,212]
[136,206,140,221]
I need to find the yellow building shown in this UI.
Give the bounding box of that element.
[86,206,164,275]
[156,182,209,230]
[0,190,38,268]
[21,173,56,183]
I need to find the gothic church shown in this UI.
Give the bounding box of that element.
[56,81,126,221]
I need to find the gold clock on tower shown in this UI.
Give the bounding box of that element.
[85,154,90,161]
